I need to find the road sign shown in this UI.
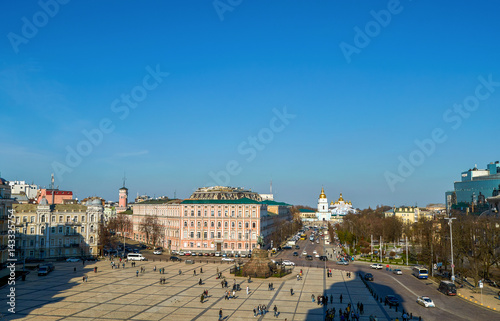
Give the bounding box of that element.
[433,264,437,270]
[478,281,483,288]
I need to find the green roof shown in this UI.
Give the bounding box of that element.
[260,200,292,206]
[298,208,316,213]
[138,199,181,204]
[181,197,262,205]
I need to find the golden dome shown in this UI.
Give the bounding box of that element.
[330,201,334,205]
[319,187,327,199]
[338,193,344,202]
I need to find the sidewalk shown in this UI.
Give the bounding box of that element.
[457,284,500,312]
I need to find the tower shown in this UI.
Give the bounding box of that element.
[119,174,128,208]
[317,187,330,221]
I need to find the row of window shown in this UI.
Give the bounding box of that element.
[17,225,95,235]
[17,214,100,223]
[184,209,257,218]
[183,220,257,229]
[16,236,94,247]
[182,230,257,240]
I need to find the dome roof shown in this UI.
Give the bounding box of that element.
[338,193,344,202]
[319,187,326,199]
[40,197,48,205]
[92,199,102,205]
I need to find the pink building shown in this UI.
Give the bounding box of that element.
[36,189,73,204]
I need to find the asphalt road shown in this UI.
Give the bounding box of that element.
[274,229,500,321]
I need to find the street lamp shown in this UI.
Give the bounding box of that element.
[444,216,456,283]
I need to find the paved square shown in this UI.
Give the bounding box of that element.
[1,259,400,320]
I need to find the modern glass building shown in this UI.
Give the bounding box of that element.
[447,161,500,211]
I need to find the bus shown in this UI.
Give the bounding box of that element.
[412,266,429,279]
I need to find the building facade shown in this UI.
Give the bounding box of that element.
[9,180,39,200]
[12,198,102,259]
[384,206,434,224]
[0,178,14,268]
[36,188,73,204]
[447,161,500,212]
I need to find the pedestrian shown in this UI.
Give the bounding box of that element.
[246,286,250,295]
[290,288,293,296]
[219,308,223,321]
[254,307,257,317]
[340,294,343,303]
[311,294,315,302]
[179,269,182,275]
[199,278,202,285]
[82,276,85,282]
[200,293,204,303]
[136,270,139,277]
[159,278,162,285]
[154,266,156,272]
[194,269,196,276]
[74,267,76,273]
[273,305,278,318]
[85,275,88,282]
[232,289,236,298]
[123,263,125,269]
[200,267,203,273]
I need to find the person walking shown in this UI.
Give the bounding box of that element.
[253,307,257,317]
[273,305,278,318]
[290,288,293,296]
[246,286,250,295]
[200,293,204,303]
[311,294,315,302]
[136,270,139,277]
[219,308,223,321]
[340,294,343,303]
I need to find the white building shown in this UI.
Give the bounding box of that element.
[9,180,39,199]
[329,193,357,223]
[316,188,331,221]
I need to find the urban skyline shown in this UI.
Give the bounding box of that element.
[2,1,499,209]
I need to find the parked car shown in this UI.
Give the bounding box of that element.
[384,295,399,306]
[319,256,328,261]
[44,263,55,272]
[153,250,162,255]
[66,257,81,262]
[293,252,299,257]
[370,263,383,269]
[38,266,50,276]
[336,260,349,265]
[315,253,320,258]
[215,252,221,257]
[364,273,374,281]
[302,251,307,256]
[305,255,313,261]
[170,256,181,262]
[221,257,234,262]
[416,296,435,308]
[282,260,295,266]
[393,269,402,275]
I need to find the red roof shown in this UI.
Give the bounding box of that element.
[46,190,73,196]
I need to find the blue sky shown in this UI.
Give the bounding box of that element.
[1,0,499,209]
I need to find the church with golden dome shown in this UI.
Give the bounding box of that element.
[314,188,357,223]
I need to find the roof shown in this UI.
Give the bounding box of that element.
[181,197,262,205]
[138,199,181,205]
[298,208,316,213]
[260,200,291,206]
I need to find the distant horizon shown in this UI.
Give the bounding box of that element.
[2,1,499,210]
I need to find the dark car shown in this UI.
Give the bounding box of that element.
[43,263,55,272]
[319,256,328,261]
[305,255,313,261]
[283,246,292,250]
[293,252,299,256]
[364,273,374,281]
[385,295,399,306]
[169,256,181,262]
[295,245,300,249]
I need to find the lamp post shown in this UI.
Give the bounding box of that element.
[444,216,456,283]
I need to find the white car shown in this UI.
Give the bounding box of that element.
[153,250,162,255]
[315,253,320,258]
[221,257,234,262]
[313,250,317,254]
[417,296,435,308]
[370,263,383,269]
[282,260,295,266]
[393,269,402,275]
[302,251,307,256]
[215,251,221,257]
[66,257,80,262]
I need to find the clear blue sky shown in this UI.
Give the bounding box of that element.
[1,1,499,209]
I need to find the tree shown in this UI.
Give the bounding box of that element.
[139,215,165,247]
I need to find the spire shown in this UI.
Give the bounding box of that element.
[319,187,326,199]
[122,171,127,188]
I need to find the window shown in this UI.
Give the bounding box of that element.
[210,232,214,239]
[59,216,63,222]
[66,227,70,234]
[66,216,70,222]
[224,232,228,239]
[252,222,256,228]
[231,222,235,228]
[30,216,34,223]
[238,211,242,217]
[41,238,45,246]
[197,232,201,239]
[231,232,235,239]
[217,232,221,238]
[51,227,55,234]
[238,243,241,249]
[224,222,228,228]
[41,226,45,234]
[211,210,214,217]
[204,210,207,217]
[81,216,85,222]
[204,221,207,227]
[224,211,228,217]
[191,210,194,217]
[190,232,194,238]
[74,215,78,222]
[231,210,235,217]
[204,231,207,239]
[29,240,34,246]
[58,227,63,233]
[41,215,45,223]
[30,227,34,234]
[90,215,94,222]
[191,221,194,227]
[238,222,242,229]
[245,222,249,228]
[90,225,94,233]
[211,221,214,227]
[184,210,188,216]
[217,222,221,228]
[184,221,188,227]
[81,226,84,233]
[90,236,94,244]
[197,210,201,217]
[50,239,54,246]
[197,221,201,228]
[23,216,27,222]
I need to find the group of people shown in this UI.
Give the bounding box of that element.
[200,289,209,303]
[267,282,275,290]
[253,304,269,317]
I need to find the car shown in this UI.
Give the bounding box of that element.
[295,245,300,249]
[393,269,402,275]
[302,251,307,256]
[43,263,55,272]
[315,253,320,258]
[370,263,383,269]
[313,250,317,254]
[66,257,81,262]
[215,252,221,257]
[384,295,399,306]
[416,296,435,308]
[221,257,235,262]
[241,254,247,258]
[38,266,50,276]
[316,240,319,244]
[283,246,292,250]
[364,273,374,281]
[198,252,203,256]
[178,251,185,256]
[140,244,147,249]
[282,260,295,266]
[319,256,328,261]
[305,255,313,260]
[169,256,181,262]
[204,253,210,256]
[336,260,349,265]
[184,251,191,256]
[210,252,215,256]
[133,249,140,253]
[153,250,162,255]
[293,252,299,256]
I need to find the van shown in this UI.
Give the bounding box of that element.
[127,253,146,261]
[438,280,457,296]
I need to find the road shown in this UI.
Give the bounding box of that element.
[274,228,500,320]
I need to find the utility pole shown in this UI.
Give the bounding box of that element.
[380,236,382,262]
[371,235,373,260]
[444,216,457,284]
[405,236,408,266]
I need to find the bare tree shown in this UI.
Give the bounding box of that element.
[139,215,164,247]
